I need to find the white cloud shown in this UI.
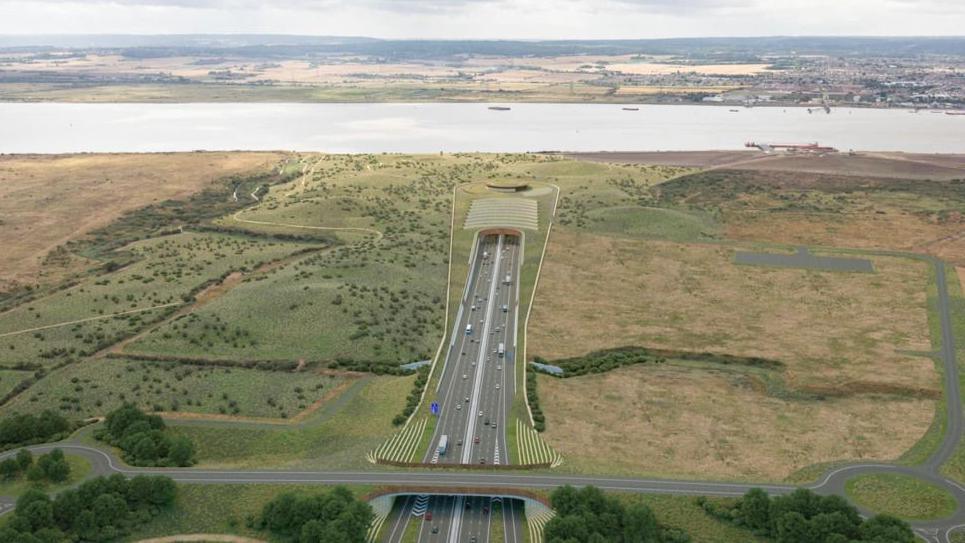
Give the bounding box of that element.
[0,0,962,37]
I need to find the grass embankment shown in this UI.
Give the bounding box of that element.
[0,454,92,497]
[0,358,349,420]
[121,483,375,542]
[0,232,316,369]
[168,375,412,469]
[845,473,956,520]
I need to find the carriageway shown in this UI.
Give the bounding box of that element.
[369,490,553,543]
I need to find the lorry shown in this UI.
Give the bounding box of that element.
[438,435,449,456]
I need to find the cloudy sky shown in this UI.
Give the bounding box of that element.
[0,0,962,38]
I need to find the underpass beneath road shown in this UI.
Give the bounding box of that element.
[379,493,531,543]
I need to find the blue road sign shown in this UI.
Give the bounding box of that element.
[430,402,440,415]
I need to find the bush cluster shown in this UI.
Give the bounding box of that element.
[392,365,429,426]
[0,410,72,450]
[0,474,176,543]
[0,449,71,484]
[699,488,916,543]
[525,368,545,432]
[255,486,373,543]
[545,485,690,543]
[95,404,195,467]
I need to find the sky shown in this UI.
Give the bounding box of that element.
[0,0,962,39]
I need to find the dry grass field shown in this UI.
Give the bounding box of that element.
[529,227,940,480]
[530,229,935,393]
[0,152,285,291]
[539,364,934,481]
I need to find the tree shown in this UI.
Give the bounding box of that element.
[43,457,70,483]
[16,449,33,471]
[622,503,659,543]
[859,514,916,543]
[167,436,195,467]
[25,464,45,482]
[738,488,771,533]
[775,511,811,543]
[0,458,20,480]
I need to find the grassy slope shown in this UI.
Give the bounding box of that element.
[0,357,349,420]
[168,375,412,469]
[0,232,314,367]
[845,473,956,520]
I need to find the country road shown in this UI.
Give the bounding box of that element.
[2,440,964,542]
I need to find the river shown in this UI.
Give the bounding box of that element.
[0,102,962,153]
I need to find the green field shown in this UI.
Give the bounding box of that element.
[168,375,412,469]
[0,232,315,368]
[0,357,349,420]
[0,369,33,399]
[845,473,957,520]
[0,453,92,497]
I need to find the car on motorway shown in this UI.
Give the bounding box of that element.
[495,384,500,390]
[484,418,490,426]
[492,422,497,429]
[457,438,463,446]
[478,410,483,417]
[425,511,433,521]
[462,374,467,379]
[456,404,461,410]
[432,526,439,534]
[465,396,470,402]
[480,458,486,464]
[474,436,480,444]
[483,505,490,515]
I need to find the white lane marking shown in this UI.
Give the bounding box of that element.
[428,238,490,463]
[387,496,413,543]
[448,496,464,543]
[463,234,504,464]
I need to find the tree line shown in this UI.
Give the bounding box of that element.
[700,487,916,543]
[95,404,195,467]
[0,474,176,543]
[545,485,690,543]
[0,448,71,485]
[255,486,373,543]
[0,411,72,451]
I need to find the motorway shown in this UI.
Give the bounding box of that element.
[397,232,522,542]
[425,233,519,469]
[381,495,523,543]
